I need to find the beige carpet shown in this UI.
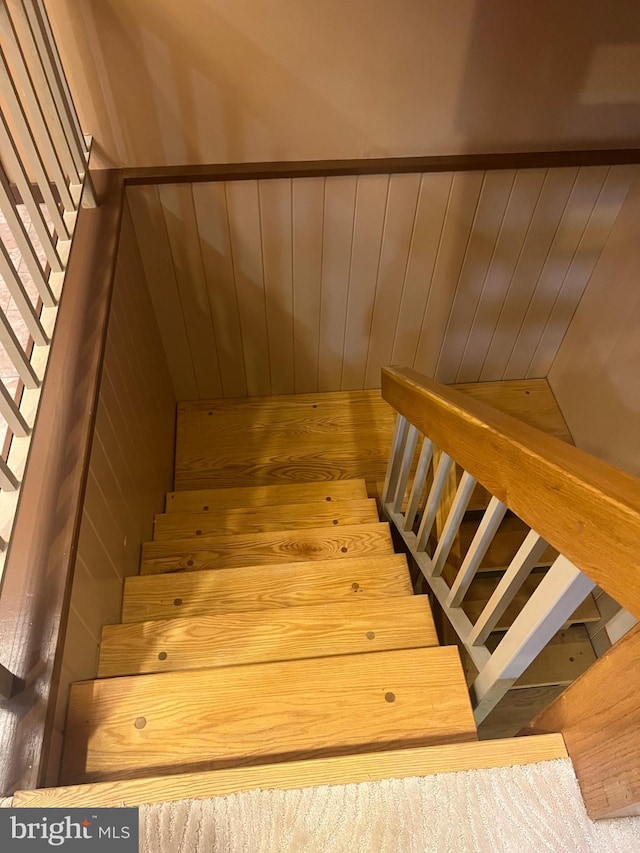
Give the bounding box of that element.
[139,759,640,852]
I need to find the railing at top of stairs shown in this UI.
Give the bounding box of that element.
[380,366,640,816]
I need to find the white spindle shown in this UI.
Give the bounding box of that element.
[430,470,477,577]
[393,423,419,513]
[416,451,454,551]
[0,42,70,238]
[404,437,433,531]
[0,166,55,307]
[0,240,48,346]
[468,530,550,646]
[446,497,508,607]
[472,555,596,723]
[0,309,40,389]
[0,457,19,491]
[381,415,409,508]
[8,0,83,185]
[0,111,63,272]
[0,380,30,437]
[32,0,87,156]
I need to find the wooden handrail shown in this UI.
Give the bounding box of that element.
[381,366,640,618]
[0,170,124,796]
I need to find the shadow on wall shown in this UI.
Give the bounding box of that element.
[456,0,640,152]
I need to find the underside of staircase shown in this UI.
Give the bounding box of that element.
[15,380,579,808]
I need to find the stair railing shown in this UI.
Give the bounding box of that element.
[380,366,640,725]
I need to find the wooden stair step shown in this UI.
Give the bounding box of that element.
[123,554,412,623]
[462,573,601,630]
[16,734,567,808]
[140,522,395,575]
[456,516,558,573]
[461,626,597,689]
[166,479,369,513]
[61,646,476,785]
[153,499,379,540]
[99,596,438,678]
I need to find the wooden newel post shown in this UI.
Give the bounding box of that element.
[525,623,640,819]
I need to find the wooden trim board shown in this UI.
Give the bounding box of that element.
[15,734,567,808]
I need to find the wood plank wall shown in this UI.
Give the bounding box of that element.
[549,173,640,478]
[47,203,176,783]
[126,165,639,400]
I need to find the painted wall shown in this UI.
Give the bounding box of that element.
[126,165,638,400]
[47,204,176,784]
[45,0,640,167]
[548,173,640,478]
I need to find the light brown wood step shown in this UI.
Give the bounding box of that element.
[61,646,476,785]
[99,596,438,678]
[16,734,567,808]
[123,554,412,623]
[166,480,369,513]
[462,572,601,630]
[140,522,395,575]
[455,516,558,573]
[153,499,379,540]
[461,626,597,690]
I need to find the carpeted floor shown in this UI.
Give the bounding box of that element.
[138,759,640,852]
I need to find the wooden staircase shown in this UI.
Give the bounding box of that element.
[13,385,570,808]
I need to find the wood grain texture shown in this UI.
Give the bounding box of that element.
[456,517,558,573]
[98,596,438,678]
[549,172,640,480]
[382,367,640,616]
[527,624,640,819]
[125,167,637,399]
[462,574,601,630]
[60,646,476,784]
[140,523,395,575]
[14,734,567,808]
[166,480,368,513]
[122,554,412,623]
[0,171,124,795]
[175,389,396,494]
[153,499,379,540]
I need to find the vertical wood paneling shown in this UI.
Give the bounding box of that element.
[462,169,547,383]
[126,167,633,400]
[527,165,638,377]
[225,180,271,397]
[127,186,197,399]
[413,171,485,377]
[292,178,324,393]
[391,172,453,367]
[192,182,247,398]
[477,168,578,380]
[504,166,609,379]
[436,169,516,383]
[157,184,223,398]
[364,173,421,389]
[341,175,389,390]
[318,176,357,391]
[549,171,640,478]
[53,205,176,777]
[258,179,294,395]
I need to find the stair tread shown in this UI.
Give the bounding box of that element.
[175,390,395,493]
[462,573,601,629]
[154,499,379,540]
[166,480,369,513]
[99,595,438,678]
[141,522,394,575]
[123,554,412,623]
[462,625,597,689]
[61,646,476,785]
[456,516,558,573]
[16,734,567,808]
